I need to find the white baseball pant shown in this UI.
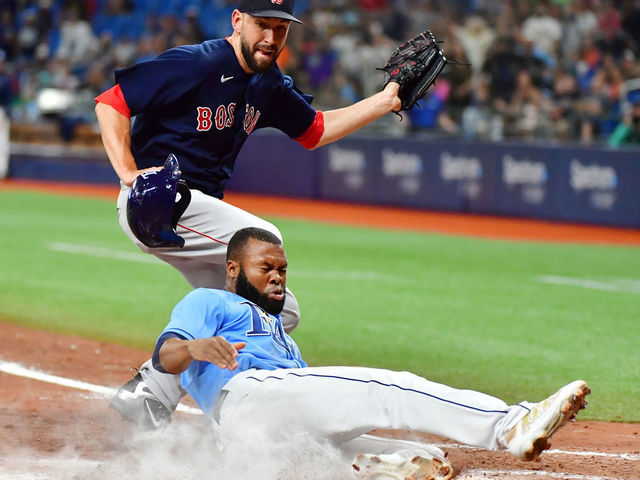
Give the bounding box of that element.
[116,184,301,409]
[215,366,530,452]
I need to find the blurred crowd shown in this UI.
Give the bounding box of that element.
[1,0,640,147]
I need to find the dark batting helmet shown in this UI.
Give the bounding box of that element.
[126,154,191,248]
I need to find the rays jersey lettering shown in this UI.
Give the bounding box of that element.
[242,301,295,355]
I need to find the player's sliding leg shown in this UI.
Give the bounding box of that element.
[216,366,589,462]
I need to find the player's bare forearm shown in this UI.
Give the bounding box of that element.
[95,102,157,187]
[314,83,401,149]
[159,336,246,374]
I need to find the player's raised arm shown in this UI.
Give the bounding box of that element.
[158,336,246,374]
[312,83,401,149]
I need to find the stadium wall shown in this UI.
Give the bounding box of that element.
[9,131,640,228]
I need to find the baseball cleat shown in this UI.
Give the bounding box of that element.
[504,380,590,461]
[352,448,454,480]
[110,371,171,429]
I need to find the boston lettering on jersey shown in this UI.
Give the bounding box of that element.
[114,39,317,199]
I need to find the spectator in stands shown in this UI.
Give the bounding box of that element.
[452,15,495,76]
[48,57,79,90]
[549,68,581,141]
[497,69,553,139]
[351,19,394,98]
[461,75,503,141]
[0,49,11,177]
[608,100,640,147]
[440,38,471,123]
[483,35,525,104]
[520,2,562,61]
[621,0,640,50]
[588,52,625,137]
[620,49,640,80]
[111,34,137,67]
[16,9,41,61]
[560,0,597,68]
[55,5,98,68]
[0,9,17,61]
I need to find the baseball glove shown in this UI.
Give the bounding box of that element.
[379,30,448,112]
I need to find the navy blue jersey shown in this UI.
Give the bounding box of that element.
[115,39,317,198]
[155,288,306,417]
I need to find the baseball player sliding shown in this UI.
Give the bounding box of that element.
[151,227,590,480]
[94,0,415,427]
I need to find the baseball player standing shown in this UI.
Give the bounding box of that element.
[95,0,403,427]
[152,227,590,479]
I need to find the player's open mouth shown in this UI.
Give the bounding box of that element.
[268,290,284,301]
[258,48,274,58]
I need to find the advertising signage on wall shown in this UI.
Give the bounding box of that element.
[9,131,640,228]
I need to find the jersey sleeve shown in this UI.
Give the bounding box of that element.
[114,47,204,116]
[163,289,224,340]
[94,84,131,118]
[263,77,318,140]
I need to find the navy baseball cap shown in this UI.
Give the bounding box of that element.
[238,0,302,24]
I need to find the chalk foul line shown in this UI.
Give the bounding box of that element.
[48,242,163,265]
[432,442,640,462]
[458,470,626,480]
[0,358,201,415]
[538,275,640,295]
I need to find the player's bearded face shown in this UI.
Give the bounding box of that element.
[239,16,289,73]
[240,35,284,73]
[236,266,285,315]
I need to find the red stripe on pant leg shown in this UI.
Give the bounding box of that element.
[177,224,229,245]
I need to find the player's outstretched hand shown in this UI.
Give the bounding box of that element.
[187,337,246,370]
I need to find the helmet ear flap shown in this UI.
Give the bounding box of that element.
[126,155,190,249]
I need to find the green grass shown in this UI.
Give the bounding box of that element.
[1,190,639,422]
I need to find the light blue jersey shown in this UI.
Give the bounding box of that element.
[158,288,306,417]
